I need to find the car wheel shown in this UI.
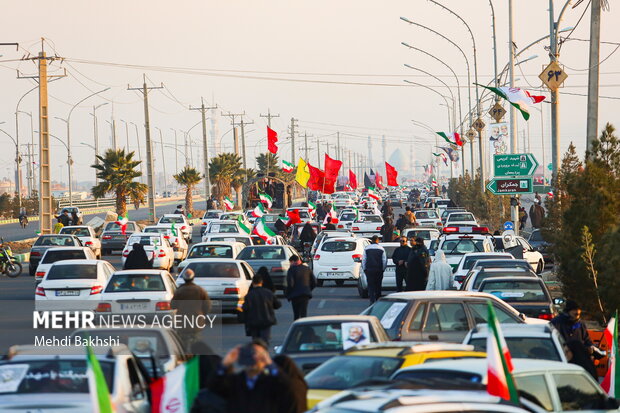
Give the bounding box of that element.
[335,280,345,287]
[316,279,324,287]
[536,260,543,274]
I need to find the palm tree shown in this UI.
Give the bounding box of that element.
[209,153,242,205]
[91,149,148,216]
[173,166,202,215]
[256,152,279,175]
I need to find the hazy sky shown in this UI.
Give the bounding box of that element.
[1,0,618,185]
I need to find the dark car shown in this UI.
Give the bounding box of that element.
[28,234,82,276]
[236,245,298,290]
[289,222,320,252]
[478,276,556,320]
[528,229,553,266]
[100,221,140,255]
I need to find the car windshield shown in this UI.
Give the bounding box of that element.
[449,213,475,221]
[340,213,357,221]
[393,369,483,384]
[209,224,239,233]
[34,236,76,247]
[441,238,486,255]
[480,280,547,302]
[469,337,561,361]
[404,230,435,240]
[159,216,184,224]
[127,236,161,246]
[305,356,403,390]
[321,241,356,252]
[188,245,233,259]
[183,262,240,278]
[361,216,382,223]
[104,222,136,232]
[298,211,310,219]
[144,228,170,235]
[59,228,91,237]
[47,264,98,280]
[204,211,221,219]
[74,330,167,358]
[283,322,356,353]
[473,260,529,271]
[237,247,285,260]
[462,255,502,270]
[0,360,113,394]
[105,273,166,292]
[529,231,544,242]
[473,272,533,290]
[42,250,87,264]
[415,211,438,219]
[208,237,251,246]
[366,300,409,338]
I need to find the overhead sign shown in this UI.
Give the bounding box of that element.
[493,153,539,177]
[539,61,568,91]
[503,221,514,231]
[473,118,486,132]
[486,177,534,195]
[489,103,506,123]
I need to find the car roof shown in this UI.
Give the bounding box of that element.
[243,244,286,249]
[346,342,475,355]
[191,241,244,247]
[50,259,101,266]
[205,234,250,239]
[60,225,92,230]
[291,315,379,324]
[322,237,360,243]
[181,258,242,264]
[463,252,513,258]
[38,234,73,238]
[480,276,542,283]
[128,232,162,237]
[383,291,504,300]
[469,323,555,338]
[111,269,170,275]
[379,242,401,247]
[160,214,185,217]
[43,246,88,252]
[478,268,534,274]
[209,220,238,224]
[396,357,582,376]
[7,344,131,358]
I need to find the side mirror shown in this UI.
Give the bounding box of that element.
[518,313,526,321]
[553,297,565,306]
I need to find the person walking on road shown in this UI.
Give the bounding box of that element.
[380,217,396,242]
[171,269,211,350]
[242,273,281,344]
[406,237,430,291]
[404,207,417,227]
[123,243,153,269]
[362,235,387,304]
[518,206,528,231]
[392,236,411,292]
[255,266,276,293]
[285,255,316,320]
[323,216,336,230]
[529,199,545,229]
[426,250,453,290]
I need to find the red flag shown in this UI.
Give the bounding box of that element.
[385,162,398,186]
[348,170,358,190]
[323,177,336,194]
[375,173,384,190]
[454,132,464,147]
[307,164,325,191]
[324,154,342,181]
[267,126,278,154]
[285,209,301,227]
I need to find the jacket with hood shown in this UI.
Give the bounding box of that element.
[426,251,453,290]
[362,243,387,272]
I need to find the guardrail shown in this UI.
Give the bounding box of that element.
[57,198,117,209]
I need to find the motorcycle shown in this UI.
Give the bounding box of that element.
[0,239,22,278]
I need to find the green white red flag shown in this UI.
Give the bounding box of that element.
[436,132,463,147]
[602,312,619,397]
[487,302,519,404]
[252,203,266,218]
[308,201,317,217]
[151,357,199,413]
[431,178,438,188]
[282,160,294,173]
[367,187,380,200]
[237,215,251,234]
[116,213,128,235]
[223,197,234,211]
[86,344,115,413]
[258,192,273,209]
[478,84,545,121]
[253,217,276,242]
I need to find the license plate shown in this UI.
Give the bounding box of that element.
[325,272,346,278]
[385,267,395,272]
[362,232,376,237]
[113,235,126,240]
[120,302,149,311]
[56,290,80,296]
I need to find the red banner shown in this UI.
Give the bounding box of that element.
[324,154,342,181]
[267,126,278,154]
[307,164,325,191]
[385,162,399,186]
[348,170,358,190]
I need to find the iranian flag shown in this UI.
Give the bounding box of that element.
[478,84,545,121]
[367,187,380,200]
[237,215,251,234]
[252,203,266,218]
[308,201,317,217]
[86,345,114,413]
[253,218,276,242]
[282,160,294,173]
[487,302,519,404]
[258,192,273,209]
[223,196,234,211]
[151,357,199,413]
[602,312,619,397]
[116,213,128,235]
[436,132,464,147]
[431,178,438,187]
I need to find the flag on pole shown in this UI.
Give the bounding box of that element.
[223,197,234,211]
[258,192,273,209]
[252,203,266,218]
[86,344,115,413]
[324,154,342,181]
[286,209,302,226]
[282,160,294,173]
[295,158,310,188]
[385,162,398,186]
[253,218,277,241]
[267,126,278,154]
[431,178,438,187]
[116,213,128,235]
[170,223,178,237]
[348,170,358,190]
[367,187,380,200]
[308,201,317,217]
[486,302,519,404]
[436,132,464,147]
[151,357,200,413]
[477,84,545,121]
[307,164,326,192]
[602,311,619,397]
[237,215,251,234]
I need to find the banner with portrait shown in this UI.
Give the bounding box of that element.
[488,122,510,176]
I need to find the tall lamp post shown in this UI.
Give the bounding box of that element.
[14,86,38,207]
[17,110,35,197]
[90,102,108,185]
[0,128,21,203]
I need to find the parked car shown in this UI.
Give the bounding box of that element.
[101,220,141,255]
[28,234,83,276]
[34,246,97,283]
[143,225,189,262]
[250,234,286,246]
[460,268,538,292]
[274,315,389,373]
[478,276,557,320]
[157,214,193,243]
[436,227,495,271]
[313,237,371,287]
[310,230,355,258]
[177,241,246,272]
[236,245,299,291]
[202,220,243,240]
[357,242,398,298]
[441,207,467,225]
[468,258,532,273]
[59,225,102,258]
[121,233,175,271]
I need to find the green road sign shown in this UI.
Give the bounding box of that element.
[486,177,534,195]
[493,153,539,177]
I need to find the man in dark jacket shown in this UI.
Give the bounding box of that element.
[171,269,211,350]
[285,255,316,320]
[406,237,430,291]
[380,217,396,242]
[395,214,407,232]
[362,235,387,304]
[529,199,545,229]
[323,216,336,231]
[243,274,281,344]
[392,236,411,292]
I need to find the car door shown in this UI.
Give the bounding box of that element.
[466,300,522,325]
[512,373,555,412]
[517,238,537,267]
[549,371,612,412]
[419,301,470,342]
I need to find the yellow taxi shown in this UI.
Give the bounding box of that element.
[305,342,485,408]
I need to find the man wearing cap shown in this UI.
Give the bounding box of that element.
[171,269,211,349]
[362,235,387,304]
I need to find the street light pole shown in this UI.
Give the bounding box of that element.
[90,102,108,185]
[14,86,38,208]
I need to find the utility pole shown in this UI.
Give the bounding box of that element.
[586,0,603,150]
[508,0,519,235]
[289,118,298,164]
[222,111,245,157]
[337,132,341,162]
[304,132,311,162]
[157,128,168,197]
[548,0,560,180]
[190,99,217,199]
[128,74,163,223]
[316,136,321,167]
[239,117,254,171]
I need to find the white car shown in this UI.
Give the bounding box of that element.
[401,227,441,249]
[495,235,546,274]
[121,233,175,271]
[350,214,384,238]
[177,259,254,320]
[313,237,370,287]
[445,212,478,227]
[414,209,443,227]
[310,230,355,257]
[96,270,176,316]
[452,252,515,287]
[200,210,224,235]
[336,210,359,231]
[59,225,102,258]
[202,220,243,240]
[332,192,355,208]
[219,212,250,227]
[143,225,189,261]
[35,259,115,309]
[460,267,538,292]
[357,242,399,298]
[177,241,247,272]
[202,233,253,246]
[436,227,496,272]
[34,247,97,284]
[157,214,193,243]
[359,196,378,209]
